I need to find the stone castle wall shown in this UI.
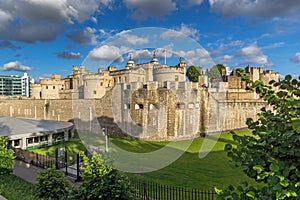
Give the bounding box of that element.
[0,84,268,140]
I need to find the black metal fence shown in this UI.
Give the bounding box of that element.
[130,178,216,200]
[12,148,59,168]
[12,148,216,199]
[12,147,83,181]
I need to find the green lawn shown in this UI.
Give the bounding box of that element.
[110,130,260,190]
[0,174,35,200]
[30,139,86,165]
[29,130,260,190]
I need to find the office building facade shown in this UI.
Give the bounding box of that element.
[0,73,32,97]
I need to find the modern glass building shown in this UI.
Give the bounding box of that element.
[0,73,32,97]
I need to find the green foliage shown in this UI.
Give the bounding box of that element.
[217,75,300,199]
[208,64,225,79]
[35,168,74,200]
[0,174,35,200]
[0,136,15,175]
[186,65,202,82]
[75,153,136,200]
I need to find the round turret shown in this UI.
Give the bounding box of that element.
[126,54,135,69]
[150,50,159,64]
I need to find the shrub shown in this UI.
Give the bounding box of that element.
[0,136,15,175]
[35,168,74,200]
[75,153,136,200]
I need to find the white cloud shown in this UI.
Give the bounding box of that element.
[67,27,98,47]
[160,23,199,40]
[56,51,81,59]
[174,48,213,66]
[0,0,113,43]
[209,0,300,18]
[131,49,152,61]
[263,42,285,49]
[90,17,98,24]
[0,61,32,72]
[88,45,129,62]
[290,52,300,63]
[0,40,21,50]
[222,55,234,62]
[187,0,204,7]
[124,0,176,20]
[115,31,149,46]
[229,40,244,46]
[237,44,268,65]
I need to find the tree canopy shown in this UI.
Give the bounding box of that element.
[186,65,202,82]
[208,64,226,79]
[216,74,300,199]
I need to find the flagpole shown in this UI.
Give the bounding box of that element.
[164,49,167,64]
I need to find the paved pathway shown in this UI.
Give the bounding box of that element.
[13,160,42,184]
[13,160,82,187]
[0,195,7,200]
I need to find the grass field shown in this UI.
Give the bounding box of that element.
[30,130,260,190]
[0,174,35,200]
[110,130,260,190]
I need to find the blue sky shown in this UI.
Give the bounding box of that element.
[0,0,300,80]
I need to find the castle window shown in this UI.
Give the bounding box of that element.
[177,103,185,109]
[53,86,55,89]
[135,104,143,110]
[188,103,194,109]
[124,104,130,110]
[175,75,179,81]
[94,90,97,94]
[150,104,160,110]
[46,86,48,89]
[100,82,103,86]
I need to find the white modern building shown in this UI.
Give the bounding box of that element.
[0,116,74,149]
[0,73,33,98]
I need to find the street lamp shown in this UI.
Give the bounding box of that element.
[89,107,92,132]
[102,127,108,152]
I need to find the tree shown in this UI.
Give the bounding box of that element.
[35,168,74,200]
[208,64,226,79]
[0,136,15,175]
[186,65,202,82]
[216,74,300,199]
[75,153,136,200]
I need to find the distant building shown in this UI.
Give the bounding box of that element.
[0,73,32,97]
[31,74,64,99]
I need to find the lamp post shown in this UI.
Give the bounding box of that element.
[89,107,92,132]
[102,127,108,152]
